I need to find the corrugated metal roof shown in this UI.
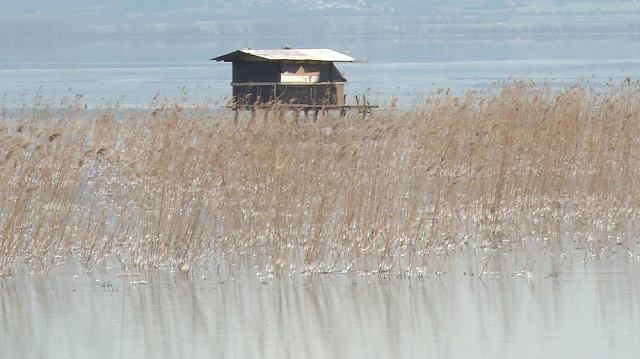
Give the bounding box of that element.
[212,49,354,62]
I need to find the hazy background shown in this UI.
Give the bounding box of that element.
[2,0,640,64]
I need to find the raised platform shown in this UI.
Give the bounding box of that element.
[228,103,379,120]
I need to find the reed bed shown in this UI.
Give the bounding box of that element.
[1,80,640,277]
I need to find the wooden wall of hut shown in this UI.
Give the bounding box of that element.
[232,83,345,107]
[232,61,280,83]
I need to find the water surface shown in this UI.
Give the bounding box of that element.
[2,58,639,111]
[2,253,639,359]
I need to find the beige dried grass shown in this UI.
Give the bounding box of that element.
[1,80,640,276]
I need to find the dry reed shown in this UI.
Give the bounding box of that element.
[1,80,640,277]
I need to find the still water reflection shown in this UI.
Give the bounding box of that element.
[2,255,639,359]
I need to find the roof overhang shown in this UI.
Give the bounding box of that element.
[212,49,355,63]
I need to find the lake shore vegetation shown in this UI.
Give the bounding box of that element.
[1,79,640,277]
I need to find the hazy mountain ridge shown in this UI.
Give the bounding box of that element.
[4,1,639,34]
[4,0,640,23]
[2,0,639,62]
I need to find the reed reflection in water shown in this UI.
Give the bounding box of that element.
[2,257,639,359]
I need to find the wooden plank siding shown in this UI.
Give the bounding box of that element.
[232,83,345,106]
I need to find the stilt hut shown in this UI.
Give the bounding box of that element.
[212,48,355,109]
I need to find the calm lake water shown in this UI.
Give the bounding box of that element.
[2,253,639,359]
[2,58,640,111]
[2,44,640,358]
